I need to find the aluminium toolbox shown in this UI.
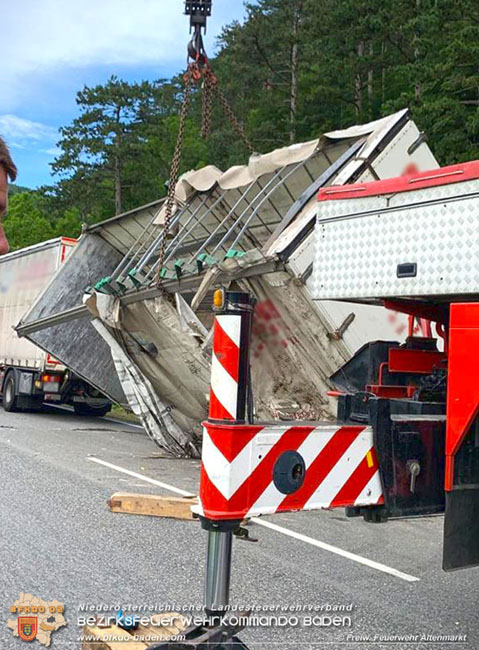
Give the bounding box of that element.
[311,161,479,303]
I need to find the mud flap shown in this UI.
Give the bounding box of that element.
[443,487,479,571]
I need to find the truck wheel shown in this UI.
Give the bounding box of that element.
[73,403,111,417]
[3,373,19,412]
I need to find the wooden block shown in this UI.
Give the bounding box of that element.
[82,612,187,648]
[133,624,168,645]
[134,622,180,644]
[81,642,101,650]
[82,641,114,650]
[191,266,221,312]
[150,613,184,636]
[108,493,198,520]
[130,612,186,644]
[83,624,148,649]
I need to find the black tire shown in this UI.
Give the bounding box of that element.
[73,402,111,417]
[3,373,19,412]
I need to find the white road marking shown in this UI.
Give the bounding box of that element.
[86,457,194,497]
[44,403,144,430]
[250,518,420,582]
[88,457,420,583]
[103,417,144,430]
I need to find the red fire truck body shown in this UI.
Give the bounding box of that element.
[199,162,479,597]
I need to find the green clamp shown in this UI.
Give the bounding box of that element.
[174,259,184,279]
[128,268,143,289]
[197,253,206,274]
[94,276,115,295]
[196,253,218,274]
[225,249,246,259]
[114,279,127,294]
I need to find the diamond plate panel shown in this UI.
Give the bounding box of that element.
[311,179,479,300]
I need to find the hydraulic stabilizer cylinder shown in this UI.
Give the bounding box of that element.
[201,289,255,614]
[205,527,233,612]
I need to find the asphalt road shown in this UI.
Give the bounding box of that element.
[1,404,478,650]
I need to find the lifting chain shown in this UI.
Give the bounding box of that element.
[211,74,254,153]
[201,67,254,153]
[155,65,194,286]
[201,67,214,139]
[155,58,254,286]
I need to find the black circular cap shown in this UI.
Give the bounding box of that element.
[273,451,306,495]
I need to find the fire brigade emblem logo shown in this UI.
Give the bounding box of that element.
[18,617,38,642]
[8,593,66,646]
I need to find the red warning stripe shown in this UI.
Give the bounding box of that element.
[209,388,235,420]
[279,426,363,511]
[206,424,264,463]
[200,426,314,519]
[328,446,380,508]
[213,319,240,383]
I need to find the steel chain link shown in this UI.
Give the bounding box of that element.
[155,62,254,286]
[155,65,194,286]
[201,72,214,140]
[211,72,254,153]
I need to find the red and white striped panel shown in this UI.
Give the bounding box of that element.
[209,314,241,420]
[199,422,384,520]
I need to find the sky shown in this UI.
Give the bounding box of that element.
[1,0,250,189]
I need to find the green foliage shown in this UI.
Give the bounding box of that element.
[8,184,31,195]
[4,192,54,250]
[3,189,83,251]
[52,207,83,240]
[8,0,479,250]
[51,75,186,221]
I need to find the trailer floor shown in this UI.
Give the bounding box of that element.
[0,404,477,650]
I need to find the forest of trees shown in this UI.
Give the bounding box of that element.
[5,0,479,250]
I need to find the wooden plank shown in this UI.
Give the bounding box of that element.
[82,612,187,648]
[134,622,181,644]
[82,642,120,650]
[82,642,102,650]
[82,626,111,650]
[108,493,198,520]
[83,625,148,650]
[191,266,221,312]
[133,624,168,645]
[132,611,184,644]
[149,613,184,637]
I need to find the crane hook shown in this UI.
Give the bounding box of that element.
[184,0,212,63]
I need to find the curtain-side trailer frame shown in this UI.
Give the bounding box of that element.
[0,237,111,415]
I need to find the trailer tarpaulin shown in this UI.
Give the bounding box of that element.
[85,291,209,455]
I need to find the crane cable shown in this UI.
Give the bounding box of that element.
[155,24,254,286]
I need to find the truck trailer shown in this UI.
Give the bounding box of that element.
[0,237,112,415]
[16,109,438,454]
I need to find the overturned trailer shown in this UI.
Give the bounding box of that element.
[17,109,438,456]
